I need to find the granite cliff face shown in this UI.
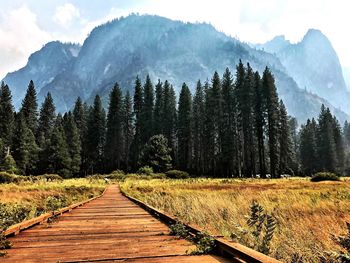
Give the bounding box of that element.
[256,29,350,115]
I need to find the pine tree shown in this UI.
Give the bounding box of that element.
[130,76,143,169]
[332,116,344,174]
[300,119,318,175]
[36,93,56,174]
[154,79,164,135]
[317,105,337,172]
[63,112,81,176]
[253,71,266,178]
[141,134,172,172]
[73,97,88,175]
[12,112,39,175]
[239,64,256,177]
[123,91,134,171]
[288,117,299,174]
[86,95,106,174]
[221,68,236,177]
[44,115,72,177]
[0,152,17,174]
[177,83,192,171]
[234,61,246,177]
[344,121,350,147]
[105,83,124,172]
[279,100,292,174]
[20,80,38,133]
[192,80,205,175]
[162,81,177,163]
[0,82,15,147]
[262,67,280,178]
[37,92,56,148]
[141,75,154,144]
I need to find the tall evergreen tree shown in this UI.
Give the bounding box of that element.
[105,83,124,171]
[177,83,192,171]
[63,112,81,176]
[332,116,344,174]
[86,95,106,174]
[162,82,177,162]
[154,79,164,135]
[122,91,134,171]
[289,117,299,174]
[12,112,39,175]
[253,71,266,178]
[141,75,154,144]
[73,97,88,175]
[44,115,71,177]
[317,105,337,172]
[279,100,292,174]
[262,67,280,178]
[238,64,256,177]
[0,82,15,147]
[192,80,205,175]
[130,76,143,169]
[20,80,38,133]
[221,68,236,177]
[300,119,318,175]
[37,92,56,147]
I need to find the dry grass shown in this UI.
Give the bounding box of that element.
[120,177,350,262]
[0,178,106,230]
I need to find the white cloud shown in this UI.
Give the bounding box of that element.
[0,5,51,79]
[53,3,80,27]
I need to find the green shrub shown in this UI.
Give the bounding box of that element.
[87,174,105,182]
[106,170,126,180]
[137,166,154,175]
[34,174,63,182]
[45,195,68,211]
[0,172,28,184]
[190,232,216,255]
[165,170,190,179]
[0,172,16,184]
[311,172,340,182]
[0,203,32,230]
[169,222,189,238]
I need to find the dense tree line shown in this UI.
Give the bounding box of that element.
[0,62,346,178]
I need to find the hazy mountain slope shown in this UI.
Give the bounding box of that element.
[3,41,81,106]
[256,29,350,115]
[343,67,350,90]
[2,15,348,123]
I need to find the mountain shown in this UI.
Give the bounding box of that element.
[343,67,350,90]
[3,41,81,107]
[2,15,349,123]
[255,29,350,115]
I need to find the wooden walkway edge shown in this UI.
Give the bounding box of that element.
[1,185,230,263]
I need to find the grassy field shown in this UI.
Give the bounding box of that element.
[0,178,106,231]
[121,177,350,262]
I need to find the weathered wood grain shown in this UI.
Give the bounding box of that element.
[1,185,230,263]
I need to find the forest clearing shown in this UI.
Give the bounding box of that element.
[120,177,350,262]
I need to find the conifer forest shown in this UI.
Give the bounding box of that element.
[0,61,346,178]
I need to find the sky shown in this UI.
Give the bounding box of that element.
[1,0,350,79]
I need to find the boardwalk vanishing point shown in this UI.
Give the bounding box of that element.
[2,185,230,262]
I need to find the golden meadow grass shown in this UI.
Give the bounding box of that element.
[0,178,106,230]
[120,178,350,262]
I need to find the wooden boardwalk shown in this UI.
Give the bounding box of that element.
[2,185,230,262]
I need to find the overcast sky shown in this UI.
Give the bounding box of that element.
[1,0,349,79]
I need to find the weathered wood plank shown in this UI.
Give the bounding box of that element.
[1,185,229,263]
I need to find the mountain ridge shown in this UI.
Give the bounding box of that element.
[2,14,349,123]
